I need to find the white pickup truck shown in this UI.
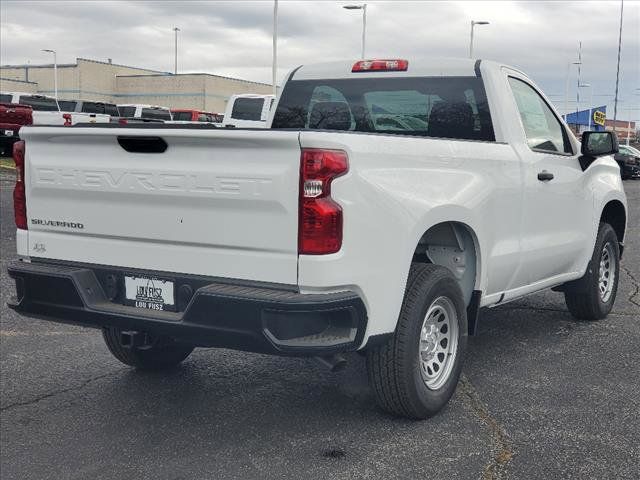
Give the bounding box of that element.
[7,58,627,419]
[0,92,110,125]
[223,93,274,128]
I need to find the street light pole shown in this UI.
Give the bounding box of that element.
[41,49,59,111]
[469,20,489,58]
[563,60,581,121]
[173,27,180,75]
[575,41,582,132]
[579,83,593,130]
[612,0,624,133]
[343,4,367,59]
[272,0,278,97]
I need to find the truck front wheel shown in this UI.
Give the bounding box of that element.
[564,222,620,320]
[366,264,468,419]
[102,327,194,371]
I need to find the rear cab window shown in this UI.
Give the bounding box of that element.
[104,104,119,116]
[18,95,59,111]
[231,98,265,121]
[272,76,495,141]
[172,111,193,121]
[1,94,13,103]
[118,106,136,118]
[80,102,118,115]
[58,100,77,112]
[141,108,172,121]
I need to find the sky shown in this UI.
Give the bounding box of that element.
[1,0,638,121]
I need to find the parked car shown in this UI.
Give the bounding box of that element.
[7,58,627,420]
[0,102,32,157]
[223,94,274,128]
[614,144,640,179]
[117,104,172,122]
[170,109,223,124]
[0,92,109,125]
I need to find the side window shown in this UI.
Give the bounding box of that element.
[508,77,571,154]
[1,94,13,103]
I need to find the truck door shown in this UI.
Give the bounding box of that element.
[506,74,593,286]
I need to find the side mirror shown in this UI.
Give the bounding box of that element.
[581,131,619,157]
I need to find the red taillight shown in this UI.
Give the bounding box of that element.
[299,149,348,255]
[352,59,408,72]
[119,118,129,125]
[62,113,72,126]
[12,140,27,230]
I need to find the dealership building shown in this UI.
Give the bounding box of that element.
[0,57,272,113]
[563,106,607,134]
[564,106,637,143]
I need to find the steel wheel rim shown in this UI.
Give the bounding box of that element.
[598,242,615,303]
[418,296,459,390]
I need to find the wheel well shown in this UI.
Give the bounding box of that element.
[600,200,626,254]
[412,222,479,307]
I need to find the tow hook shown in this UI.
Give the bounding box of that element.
[314,354,347,372]
[119,330,153,350]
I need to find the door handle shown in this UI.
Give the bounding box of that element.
[537,171,554,181]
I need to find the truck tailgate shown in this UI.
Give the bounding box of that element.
[21,127,301,285]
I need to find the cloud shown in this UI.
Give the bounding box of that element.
[1,0,638,119]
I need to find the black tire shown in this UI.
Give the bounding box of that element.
[102,327,194,370]
[564,222,620,321]
[366,263,468,419]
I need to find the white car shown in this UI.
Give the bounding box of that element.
[7,58,627,419]
[223,94,274,128]
[117,104,172,122]
[1,92,110,125]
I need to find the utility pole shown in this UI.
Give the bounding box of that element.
[173,27,180,75]
[41,49,59,111]
[613,0,624,133]
[272,0,278,97]
[575,41,582,133]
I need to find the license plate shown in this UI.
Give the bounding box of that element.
[3,130,14,136]
[124,275,175,311]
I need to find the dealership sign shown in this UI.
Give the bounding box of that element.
[593,110,606,126]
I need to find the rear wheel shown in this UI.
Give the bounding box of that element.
[366,264,467,419]
[102,327,194,370]
[564,222,620,320]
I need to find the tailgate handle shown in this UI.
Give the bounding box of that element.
[117,136,167,153]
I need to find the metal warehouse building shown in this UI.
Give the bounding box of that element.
[0,57,272,112]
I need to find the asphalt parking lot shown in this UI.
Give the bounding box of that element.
[0,168,638,480]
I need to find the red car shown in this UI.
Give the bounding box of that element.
[170,109,222,123]
[0,103,33,157]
